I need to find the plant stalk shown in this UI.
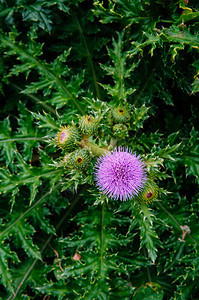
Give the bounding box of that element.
[80,139,110,157]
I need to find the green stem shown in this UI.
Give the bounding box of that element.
[81,139,110,157]
[108,137,117,150]
[100,203,105,278]
[143,247,152,283]
[117,35,124,100]
[134,70,155,106]
[157,202,181,227]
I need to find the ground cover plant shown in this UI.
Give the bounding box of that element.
[0,0,199,299]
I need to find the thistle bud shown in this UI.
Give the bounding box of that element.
[79,115,98,137]
[57,125,81,152]
[112,123,129,139]
[136,179,158,204]
[65,149,91,170]
[112,106,130,124]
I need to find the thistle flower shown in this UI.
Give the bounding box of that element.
[94,147,147,201]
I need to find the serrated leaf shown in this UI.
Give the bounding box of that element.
[100,32,137,102]
[131,104,150,130]
[0,244,18,292]
[0,32,84,114]
[181,128,199,182]
[0,117,16,166]
[0,150,62,209]
[14,220,42,260]
[130,203,160,263]
[31,111,60,130]
[36,282,69,297]
[22,4,52,32]
[133,282,164,300]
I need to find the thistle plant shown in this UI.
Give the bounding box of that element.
[0,1,199,299]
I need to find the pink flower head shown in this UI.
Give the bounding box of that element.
[94,147,147,201]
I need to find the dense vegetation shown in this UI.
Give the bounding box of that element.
[0,0,198,299]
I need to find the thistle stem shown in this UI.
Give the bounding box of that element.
[108,137,117,150]
[80,139,110,157]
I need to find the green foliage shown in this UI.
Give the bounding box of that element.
[99,32,137,102]
[0,1,198,299]
[133,282,164,300]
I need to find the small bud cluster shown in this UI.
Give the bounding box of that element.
[56,114,99,171]
[108,104,131,139]
[113,123,129,139]
[55,106,159,204]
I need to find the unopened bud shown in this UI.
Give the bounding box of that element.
[57,125,81,152]
[113,123,129,139]
[64,149,91,170]
[112,106,130,124]
[79,115,98,137]
[136,179,159,204]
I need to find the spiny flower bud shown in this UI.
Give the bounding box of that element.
[112,106,130,124]
[65,149,91,170]
[57,125,81,152]
[112,123,129,139]
[79,115,98,137]
[136,179,158,204]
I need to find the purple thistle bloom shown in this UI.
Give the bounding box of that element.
[94,147,147,201]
